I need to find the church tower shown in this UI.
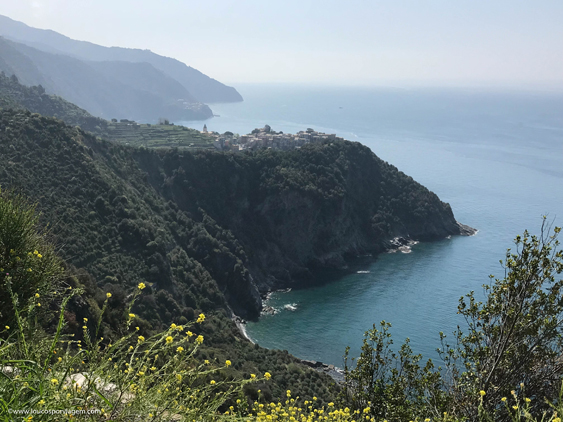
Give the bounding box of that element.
[202,124,208,133]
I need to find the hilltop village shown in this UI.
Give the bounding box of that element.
[203,124,345,151]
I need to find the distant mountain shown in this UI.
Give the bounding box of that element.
[0,36,212,122]
[0,14,243,103]
[0,71,214,148]
[0,70,108,132]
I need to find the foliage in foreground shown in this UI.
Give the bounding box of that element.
[341,220,563,422]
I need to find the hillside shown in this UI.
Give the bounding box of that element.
[0,108,472,402]
[0,70,108,132]
[0,14,243,103]
[105,120,214,149]
[0,72,214,148]
[0,107,473,316]
[0,108,339,403]
[136,142,473,292]
[0,36,212,122]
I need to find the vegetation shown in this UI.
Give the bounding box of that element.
[1,182,563,421]
[0,109,339,404]
[0,71,108,133]
[0,72,213,149]
[104,120,213,149]
[0,90,561,420]
[341,220,563,422]
[136,139,464,292]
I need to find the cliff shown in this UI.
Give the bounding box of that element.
[137,142,474,297]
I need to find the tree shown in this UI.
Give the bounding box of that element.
[441,219,563,420]
[341,322,446,421]
[342,220,563,421]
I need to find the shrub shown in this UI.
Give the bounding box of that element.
[341,220,563,422]
[0,188,64,329]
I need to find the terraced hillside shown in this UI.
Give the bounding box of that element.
[106,121,214,149]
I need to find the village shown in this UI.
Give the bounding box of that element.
[203,124,345,151]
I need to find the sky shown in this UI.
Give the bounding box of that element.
[0,0,562,88]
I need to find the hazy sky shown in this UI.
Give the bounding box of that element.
[1,0,562,88]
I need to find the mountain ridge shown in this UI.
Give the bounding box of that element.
[0,14,243,104]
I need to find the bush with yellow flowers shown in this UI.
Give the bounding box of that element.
[0,190,262,420]
[0,277,265,421]
[0,188,65,329]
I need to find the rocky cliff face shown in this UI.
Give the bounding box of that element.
[136,140,474,303]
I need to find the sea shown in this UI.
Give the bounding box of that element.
[178,84,563,368]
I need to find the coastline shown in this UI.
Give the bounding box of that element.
[233,227,477,383]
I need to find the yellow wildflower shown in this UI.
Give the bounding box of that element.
[106,292,112,298]
[264,372,271,380]
[225,360,231,367]
[250,374,256,379]
[166,336,173,344]
[177,346,184,353]
[138,282,146,290]
[210,380,216,385]
[138,336,145,343]
[479,390,486,396]
[51,379,58,385]
[129,313,135,318]
[35,293,40,298]
[196,335,204,344]
[197,313,205,323]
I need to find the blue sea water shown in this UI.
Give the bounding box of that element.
[179,84,563,367]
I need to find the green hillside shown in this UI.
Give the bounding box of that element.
[0,108,338,404]
[0,71,213,149]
